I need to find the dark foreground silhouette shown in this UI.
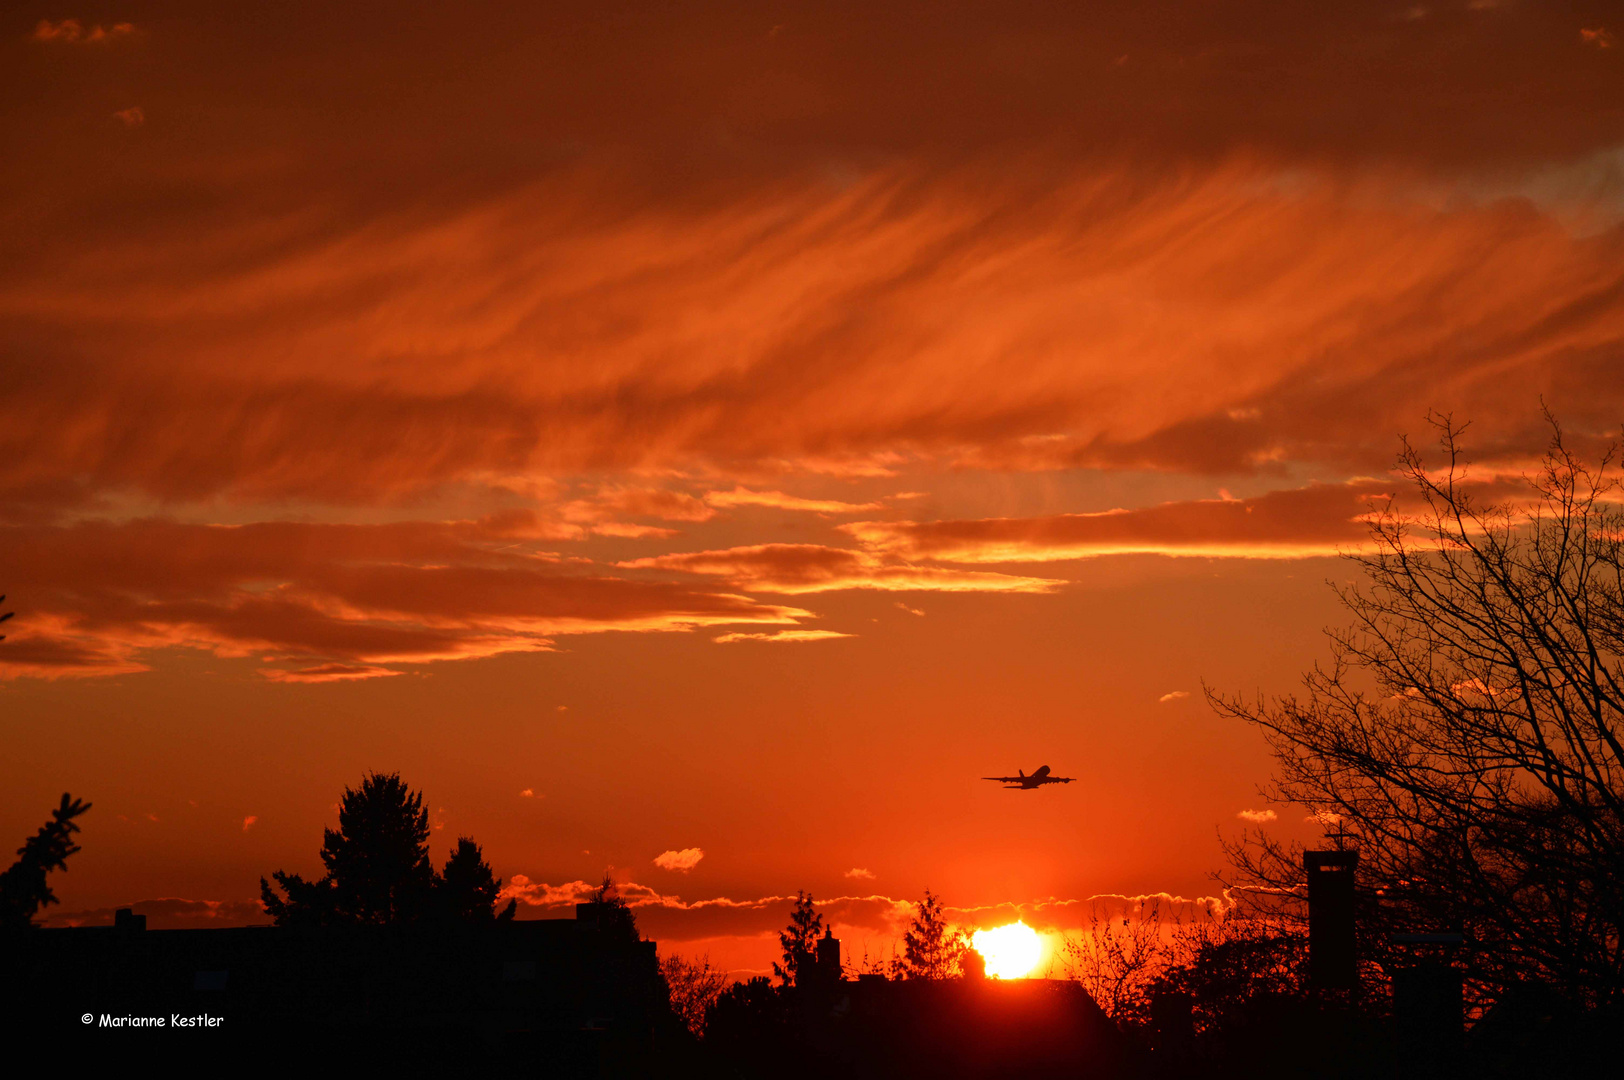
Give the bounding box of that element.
[7,899,679,1071]
[5,768,1616,1076]
[11,901,1616,1078]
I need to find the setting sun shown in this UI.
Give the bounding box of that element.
[971,922,1043,979]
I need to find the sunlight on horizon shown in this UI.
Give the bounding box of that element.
[971,921,1043,979]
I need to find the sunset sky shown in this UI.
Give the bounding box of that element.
[4,1,1623,977]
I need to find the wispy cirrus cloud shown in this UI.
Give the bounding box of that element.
[566,487,717,526]
[620,544,1061,593]
[703,487,884,514]
[842,474,1549,564]
[843,481,1404,564]
[714,629,854,644]
[6,161,1624,518]
[260,663,404,684]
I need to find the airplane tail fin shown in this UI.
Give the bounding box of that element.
[1018,769,1025,778]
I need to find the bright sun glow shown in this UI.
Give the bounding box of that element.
[971,921,1043,979]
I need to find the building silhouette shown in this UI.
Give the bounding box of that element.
[780,930,1129,1079]
[7,903,673,1073]
[1306,849,1359,990]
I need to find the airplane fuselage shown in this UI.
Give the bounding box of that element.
[981,765,1076,790]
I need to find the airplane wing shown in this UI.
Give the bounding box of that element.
[1049,776,1076,784]
[982,776,1023,784]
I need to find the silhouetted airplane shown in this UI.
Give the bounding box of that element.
[982,765,1075,790]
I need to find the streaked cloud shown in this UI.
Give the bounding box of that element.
[843,481,1412,563]
[704,487,884,514]
[570,487,716,524]
[1237,809,1278,823]
[1159,690,1190,703]
[621,544,1061,593]
[260,663,403,683]
[6,162,1624,517]
[844,867,876,880]
[0,519,809,679]
[242,815,257,831]
[588,522,680,540]
[714,629,853,644]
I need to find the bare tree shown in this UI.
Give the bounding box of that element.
[1211,416,1624,1005]
[1059,904,1169,1022]
[661,951,728,1036]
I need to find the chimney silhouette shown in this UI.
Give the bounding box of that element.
[816,928,842,983]
[1304,850,1358,989]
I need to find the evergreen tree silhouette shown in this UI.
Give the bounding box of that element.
[0,794,91,930]
[774,890,823,986]
[896,889,969,979]
[261,772,435,926]
[435,837,516,923]
[588,872,642,944]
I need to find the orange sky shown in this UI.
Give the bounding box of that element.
[4,1,1623,977]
